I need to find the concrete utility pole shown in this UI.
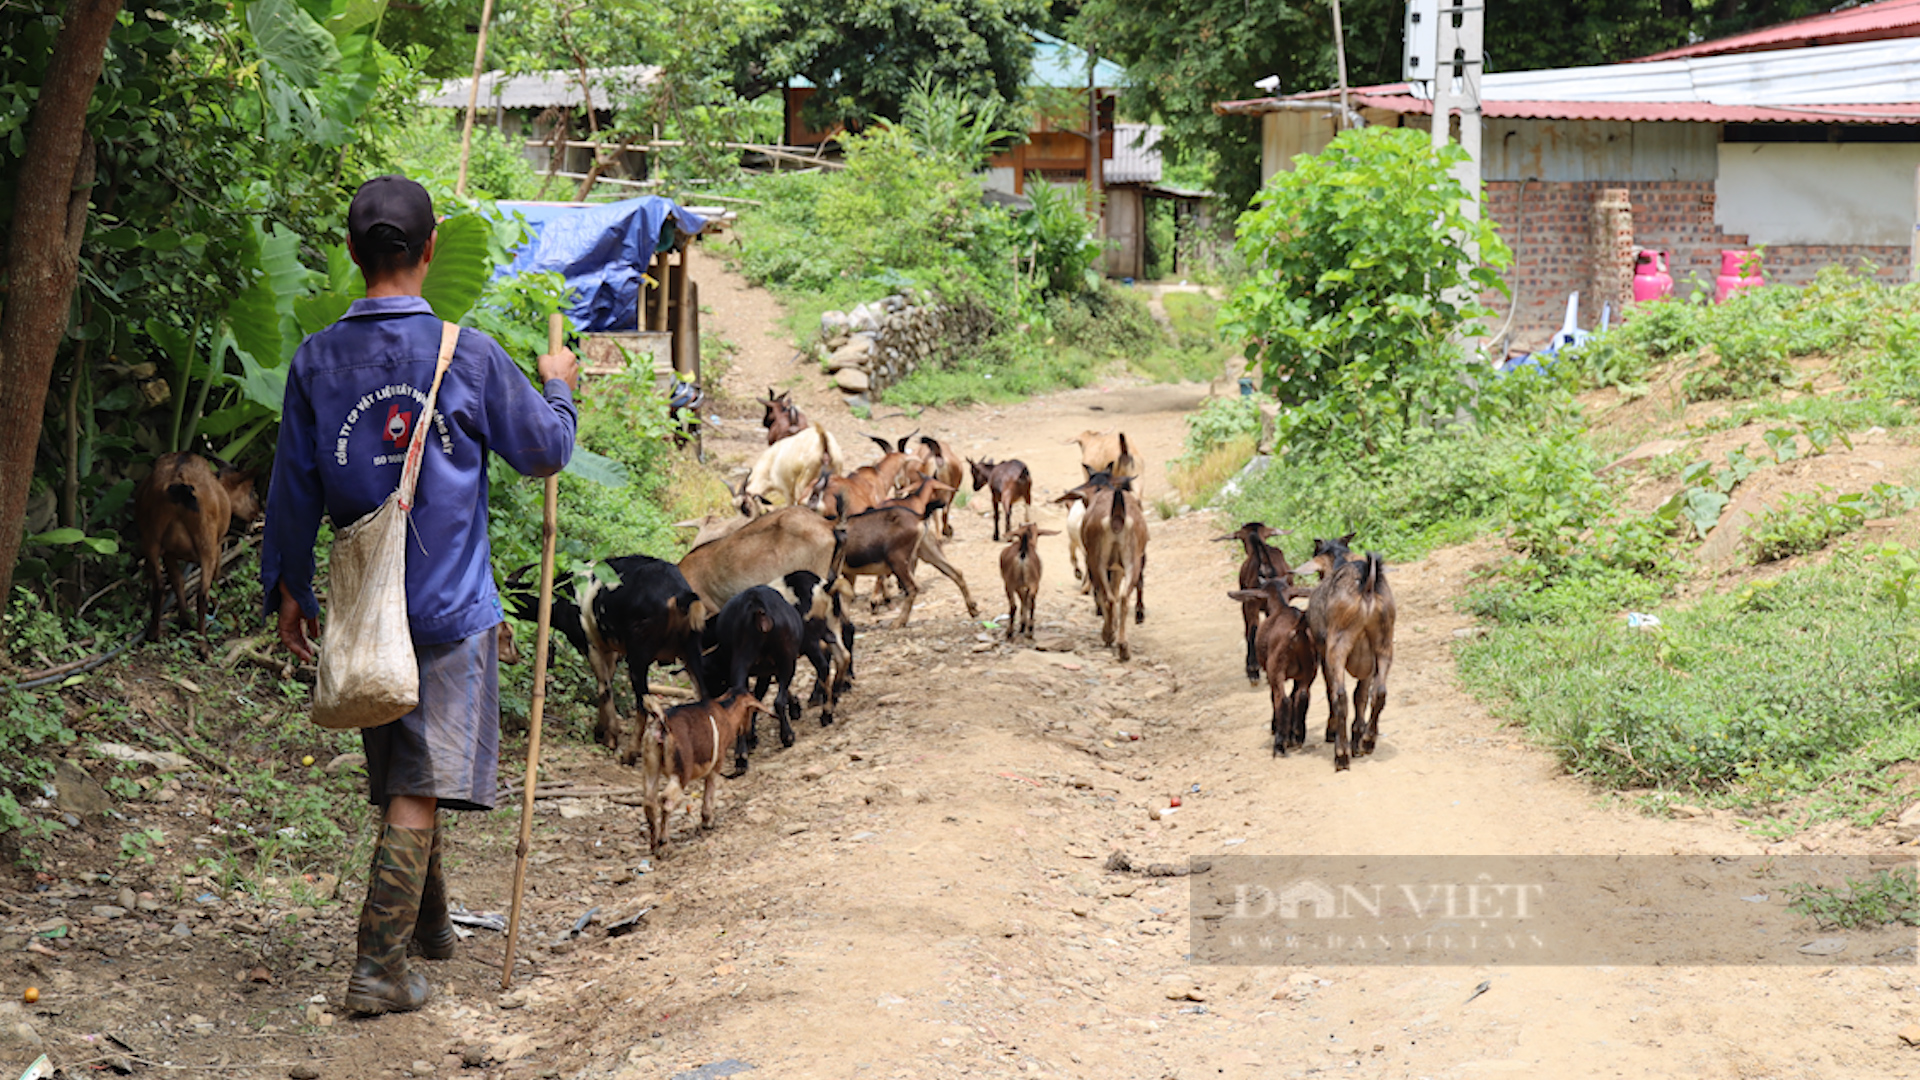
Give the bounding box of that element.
[1427,0,1484,224]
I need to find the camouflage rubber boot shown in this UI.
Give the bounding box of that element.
[344,823,433,1015]
[411,822,457,960]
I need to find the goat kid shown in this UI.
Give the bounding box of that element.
[1304,534,1395,772]
[636,690,773,854]
[135,453,261,652]
[1227,579,1317,756]
[966,457,1032,542]
[761,388,807,445]
[1215,521,1295,683]
[998,523,1056,641]
[911,435,966,538]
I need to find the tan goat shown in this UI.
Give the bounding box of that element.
[998,523,1056,641]
[635,691,774,854]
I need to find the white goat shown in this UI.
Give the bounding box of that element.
[745,423,845,508]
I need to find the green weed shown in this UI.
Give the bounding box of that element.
[1787,869,1920,930]
[1457,548,1920,806]
[1746,490,1868,563]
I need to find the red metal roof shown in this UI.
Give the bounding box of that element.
[1213,87,1920,125]
[1638,0,1920,61]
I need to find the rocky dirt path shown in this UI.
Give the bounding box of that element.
[470,255,1915,1080]
[9,256,1915,1080]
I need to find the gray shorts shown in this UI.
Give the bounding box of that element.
[362,624,501,812]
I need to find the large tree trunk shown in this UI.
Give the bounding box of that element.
[0,0,122,642]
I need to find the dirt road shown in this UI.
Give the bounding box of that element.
[15,256,1914,1080]
[472,256,1911,1080]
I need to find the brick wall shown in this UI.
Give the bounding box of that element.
[1482,179,1908,353]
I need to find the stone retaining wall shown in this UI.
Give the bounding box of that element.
[815,292,994,405]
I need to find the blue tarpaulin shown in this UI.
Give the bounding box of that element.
[495,197,706,333]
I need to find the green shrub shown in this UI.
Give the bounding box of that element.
[1745,489,1869,564]
[1221,127,1511,456]
[1180,396,1263,460]
[1046,286,1162,358]
[1223,427,1517,562]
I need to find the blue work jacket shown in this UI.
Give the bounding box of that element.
[260,296,577,647]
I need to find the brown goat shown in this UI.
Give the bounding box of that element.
[831,504,980,629]
[966,457,1032,542]
[857,473,952,607]
[678,507,840,613]
[863,432,921,498]
[1305,535,1395,771]
[809,432,921,522]
[1228,579,1318,757]
[998,523,1056,641]
[1216,522,1294,684]
[1073,472,1148,662]
[762,389,807,445]
[635,690,774,854]
[1071,431,1140,481]
[911,435,965,538]
[135,453,260,651]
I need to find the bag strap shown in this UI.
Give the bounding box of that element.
[397,321,459,513]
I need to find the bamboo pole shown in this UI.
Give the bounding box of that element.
[501,313,564,988]
[454,0,500,197]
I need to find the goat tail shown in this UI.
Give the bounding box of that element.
[1360,552,1386,595]
[166,483,200,513]
[1109,486,1128,531]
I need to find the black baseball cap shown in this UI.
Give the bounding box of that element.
[347,175,435,257]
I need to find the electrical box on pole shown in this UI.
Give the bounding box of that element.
[1403,0,1440,83]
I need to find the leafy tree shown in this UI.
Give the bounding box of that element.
[1220,126,1510,457]
[0,0,127,621]
[730,0,1047,129]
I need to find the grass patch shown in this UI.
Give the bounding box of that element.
[1787,868,1920,929]
[1455,544,1920,822]
[1222,427,1517,562]
[1170,434,1258,506]
[882,338,1104,407]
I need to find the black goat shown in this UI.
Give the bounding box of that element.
[701,585,806,755]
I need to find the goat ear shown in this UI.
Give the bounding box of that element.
[1036,529,1060,537]
[1340,531,1356,546]
[1257,524,1279,539]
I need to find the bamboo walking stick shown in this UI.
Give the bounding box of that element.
[501,312,565,988]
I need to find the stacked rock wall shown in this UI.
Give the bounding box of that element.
[816,291,994,405]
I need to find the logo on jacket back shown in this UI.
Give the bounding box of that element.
[384,403,414,449]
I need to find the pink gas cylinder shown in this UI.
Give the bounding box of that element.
[1632,249,1673,303]
[1714,249,1765,303]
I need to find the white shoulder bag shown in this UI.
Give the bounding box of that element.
[312,322,459,730]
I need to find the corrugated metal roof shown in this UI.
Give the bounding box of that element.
[789,33,1128,91]
[1354,93,1920,124]
[1483,37,1920,104]
[1104,123,1161,184]
[1029,31,1130,89]
[425,66,659,111]
[1640,0,1920,61]
[1214,37,1920,123]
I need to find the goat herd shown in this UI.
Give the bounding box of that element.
[126,390,1398,860]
